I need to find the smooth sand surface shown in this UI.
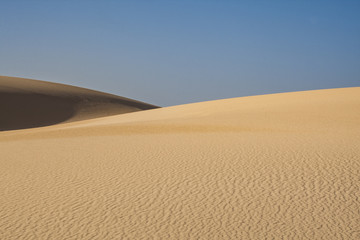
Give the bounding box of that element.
[0,81,359,239]
[0,76,158,131]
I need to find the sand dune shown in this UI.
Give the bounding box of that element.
[0,76,158,131]
[0,81,359,239]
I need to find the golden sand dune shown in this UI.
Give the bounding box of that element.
[0,82,359,239]
[0,76,158,131]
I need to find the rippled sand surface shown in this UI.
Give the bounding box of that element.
[1,84,359,239]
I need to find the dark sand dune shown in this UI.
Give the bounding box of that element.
[0,76,158,131]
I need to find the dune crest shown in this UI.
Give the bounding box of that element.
[0,85,359,239]
[0,76,158,131]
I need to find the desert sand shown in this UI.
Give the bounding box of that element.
[0,76,158,131]
[0,77,359,239]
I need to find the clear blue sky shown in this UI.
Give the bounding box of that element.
[1,0,359,106]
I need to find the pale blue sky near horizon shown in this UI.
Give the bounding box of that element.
[1,0,359,106]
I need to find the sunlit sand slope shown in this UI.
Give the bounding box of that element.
[0,76,158,130]
[0,87,359,239]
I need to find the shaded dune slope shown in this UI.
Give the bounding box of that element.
[0,76,158,131]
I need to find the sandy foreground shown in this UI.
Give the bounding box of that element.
[0,78,359,239]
